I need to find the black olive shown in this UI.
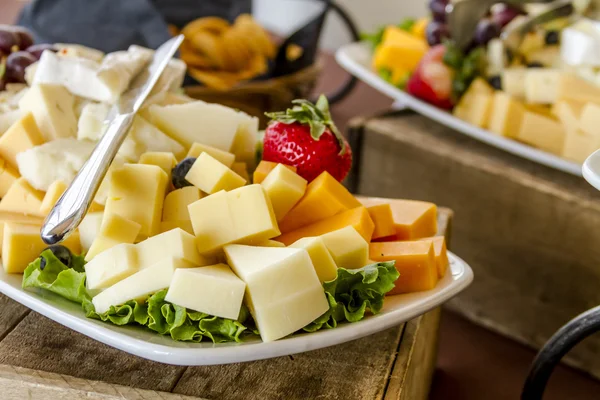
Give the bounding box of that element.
[527,61,544,68]
[489,75,502,90]
[40,245,73,270]
[545,30,560,45]
[171,157,196,189]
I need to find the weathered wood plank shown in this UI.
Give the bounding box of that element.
[0,364,199,400]
[173,326,403,400]
[0,313,186,391]
[0,294,29,341]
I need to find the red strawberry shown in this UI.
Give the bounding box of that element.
[263,95,352,182]
[407,44,454,110]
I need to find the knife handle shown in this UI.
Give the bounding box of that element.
[41,112,136,245]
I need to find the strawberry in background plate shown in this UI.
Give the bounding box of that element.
[263,95,352,183]
[406,44,455,109]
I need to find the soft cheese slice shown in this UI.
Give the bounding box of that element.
[187,142,236,167]
[136,228,210,268]
[0,113,45,169]
[92,257,184,314]
[163,186,202,222]
[55,44,105,62]
[127,45,186,97]
[96,49,151,102]
[39,180,67,215]
[120,116,186,162]
[19,83,77,141]
[85,243,139,290]
[16,138,95,191]
[147,101,242,150]
[2,222,81,273]
[185,153,246,194]
[104,164,168,239]
[78,211,104,251]
[0,178,45,216]
[321,226,369,269]
[224,245,329,342]
[165,264,246,320]
[77,102,109,141]
[261,164,307,221]
[290,236,338,282]
[85,214,141,261]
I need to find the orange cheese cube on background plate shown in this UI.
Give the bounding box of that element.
[418,236,449,278]
[277,206,374,246]
[278,172,361,233]
[369,241,438,295]
[361,198,437,240]
[253,161,296,184]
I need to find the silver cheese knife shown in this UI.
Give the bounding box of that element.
[41,35,184,245]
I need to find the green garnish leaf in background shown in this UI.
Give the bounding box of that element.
[361,18,415,51]
[303,261,399,332]
[397,18,416,32]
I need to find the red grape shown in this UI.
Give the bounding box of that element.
[26,43,57,60]
[429,0,450,23]
[6,51,36,83]
[492,4,524,28]
[13,27,33,50]
[426,21,450,46]
[0,29,18,54]
[474,19,501,46]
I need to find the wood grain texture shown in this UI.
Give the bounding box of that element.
[0,313,186,391]
[354,112,600,379]
[0,294,29,341]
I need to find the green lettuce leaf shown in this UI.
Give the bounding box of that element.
[303,261,399,332]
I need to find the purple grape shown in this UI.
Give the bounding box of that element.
[0,77,6,91]
[492,4,524,28]
[426,21,450,46]
[6,51,36,83]
[0,29,18,54]
[429,0,449,23]
[13,27,33,50]
[474,19,501,46]
[26,43,57,60]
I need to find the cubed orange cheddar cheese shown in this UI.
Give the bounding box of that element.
[373,27,428,72]
[253,161,296,184]
[366,204,396,240]
[418,236,449,279]
[369,241,437,294]
[277,206,374,246]
[40,180,67,215]
[279,172,361,233]
[0,158,20,198]
[361,198,437,240]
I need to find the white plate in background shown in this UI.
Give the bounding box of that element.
[336,42,582,177]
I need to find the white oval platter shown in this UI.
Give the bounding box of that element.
[336,42,582,177]
[0,252,473,366]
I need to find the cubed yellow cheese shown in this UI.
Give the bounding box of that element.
[85,243,139,290]
[261,163,307,221]
[189,185,280,254]
[524,69,561,104]
[224,244,329,342]
[138,151,177,186]
[557,74,600,104]
[290,236,338,282]
[321,226,369,269]
[231,115,259,169]
[502,68,527,100]
[187,142,235,167]
[516,111,565,155]
[2,222,80,273]
[453,78,494,128]
[185,152,246,194]
[39,180,67,215]
[78,211,104,251]
[231,162,249,182]
[0,112,45,169]
[0,178,45,217]
[578,103,600,137]
[255,239,285,248]
[253,161,297,184]
[104,164,168,239]
[162,186,201,222]
[165,264,246,320]
[18,83,77,141]
[136,228,211,268]
[0,160,19,198]
[553,100,586,135]
[279,171,361,233]
[562,129,600,163]
[488,92,525,138]
[85,214,141,261]
[160,220,194,235]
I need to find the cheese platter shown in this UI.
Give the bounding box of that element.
[0,37,473,363]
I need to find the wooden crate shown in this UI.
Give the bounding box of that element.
[0,207,452,400]
[347,111,600,380]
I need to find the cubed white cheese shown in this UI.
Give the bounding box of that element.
[136,227,211,268]
[77,102,110,141]
[165,264,246,320]
[78,212,104,251]
[561,19,600,67]
[16,138,95,191]
[55,43,105,62]
[85,243,139,290]
[524,69,561,104]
